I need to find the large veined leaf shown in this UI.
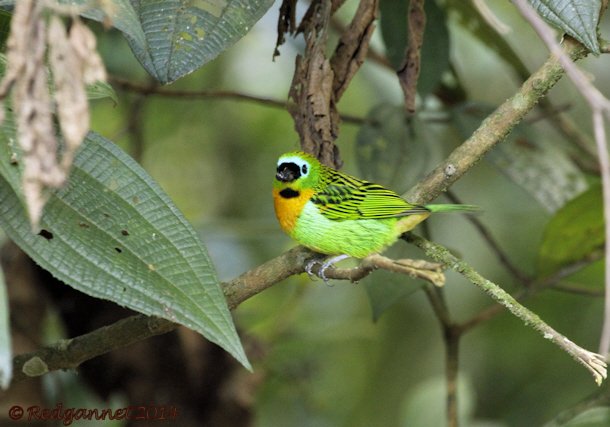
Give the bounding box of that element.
[538,183,604,276]
[0,129,250,369]
[529,0,601,54]
[452,103,588,213]
[0,264,10,390]
[55,0,275,84]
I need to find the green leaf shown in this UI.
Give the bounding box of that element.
[538,183,603,276]
[0,131,250,369]
[452,103,588,213]
[86,81,117,104]
[529,0,601,54]
[57,0,274,84]
[355,104,441,189]
[379,0,407,70]
[0,263,11,390]
[379,0,449,97]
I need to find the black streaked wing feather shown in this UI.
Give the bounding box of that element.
[311,169,428,220]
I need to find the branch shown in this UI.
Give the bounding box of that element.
[10,248,446,383]
[459,250,604,332]
[404,37,588,205]
[110,75,369,126]
[445,190,531,283]
[310,254,445,286]
[422,285,459,427]
[11,246,316,383]
[405,233,608,385]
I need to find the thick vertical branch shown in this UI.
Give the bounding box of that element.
[288,0,341,167]
[287,0,379,168]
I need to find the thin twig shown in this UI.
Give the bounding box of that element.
[406,233,608,385]
[459,250,603,332]
[110,76,289,107]
[126,93,148,163]
[422,285,459,427]
[9,248,446,382]
[551,282,605,298]
[315,254,445,286]
[445,190,531,283]
[110,75,369,126]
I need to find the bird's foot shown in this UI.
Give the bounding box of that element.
[305,254,350,283]
[305,258,321,280]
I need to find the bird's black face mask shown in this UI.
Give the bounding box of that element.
[276,162,301,182]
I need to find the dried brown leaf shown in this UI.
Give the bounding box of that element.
[69,19,107,85]
[0,2,106,228]
[330,0,378,100]
[274,0,297,59]
[48,16,88,171]
[0,0,64,227]
[398,0,425,113]
[49,18,106,171]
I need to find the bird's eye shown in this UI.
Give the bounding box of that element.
[302,164,308,174]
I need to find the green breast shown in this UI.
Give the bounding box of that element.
[292,201,400,258]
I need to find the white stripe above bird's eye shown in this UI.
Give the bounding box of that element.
[278,156,311,177]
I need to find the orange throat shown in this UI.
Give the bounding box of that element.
[273,187,314,234]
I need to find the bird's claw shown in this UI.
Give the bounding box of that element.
[304,254,350,283]
[305,259,321,281]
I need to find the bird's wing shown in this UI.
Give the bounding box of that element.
[311,170,429,220]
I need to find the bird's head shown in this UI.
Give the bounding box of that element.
[273,151,321,193]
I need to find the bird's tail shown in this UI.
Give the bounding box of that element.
[425,204,480,213]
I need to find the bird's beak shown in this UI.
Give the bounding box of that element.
[276,166,296,182]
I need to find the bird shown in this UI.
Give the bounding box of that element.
[272,151,477,280]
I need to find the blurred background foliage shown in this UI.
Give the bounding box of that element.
[3,0,610,426]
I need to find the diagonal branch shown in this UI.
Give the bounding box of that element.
[405,233,607,385]
[10,248,444,383]
[404,37,588,205]
[10,246,317,384]
[510,0,610,359]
